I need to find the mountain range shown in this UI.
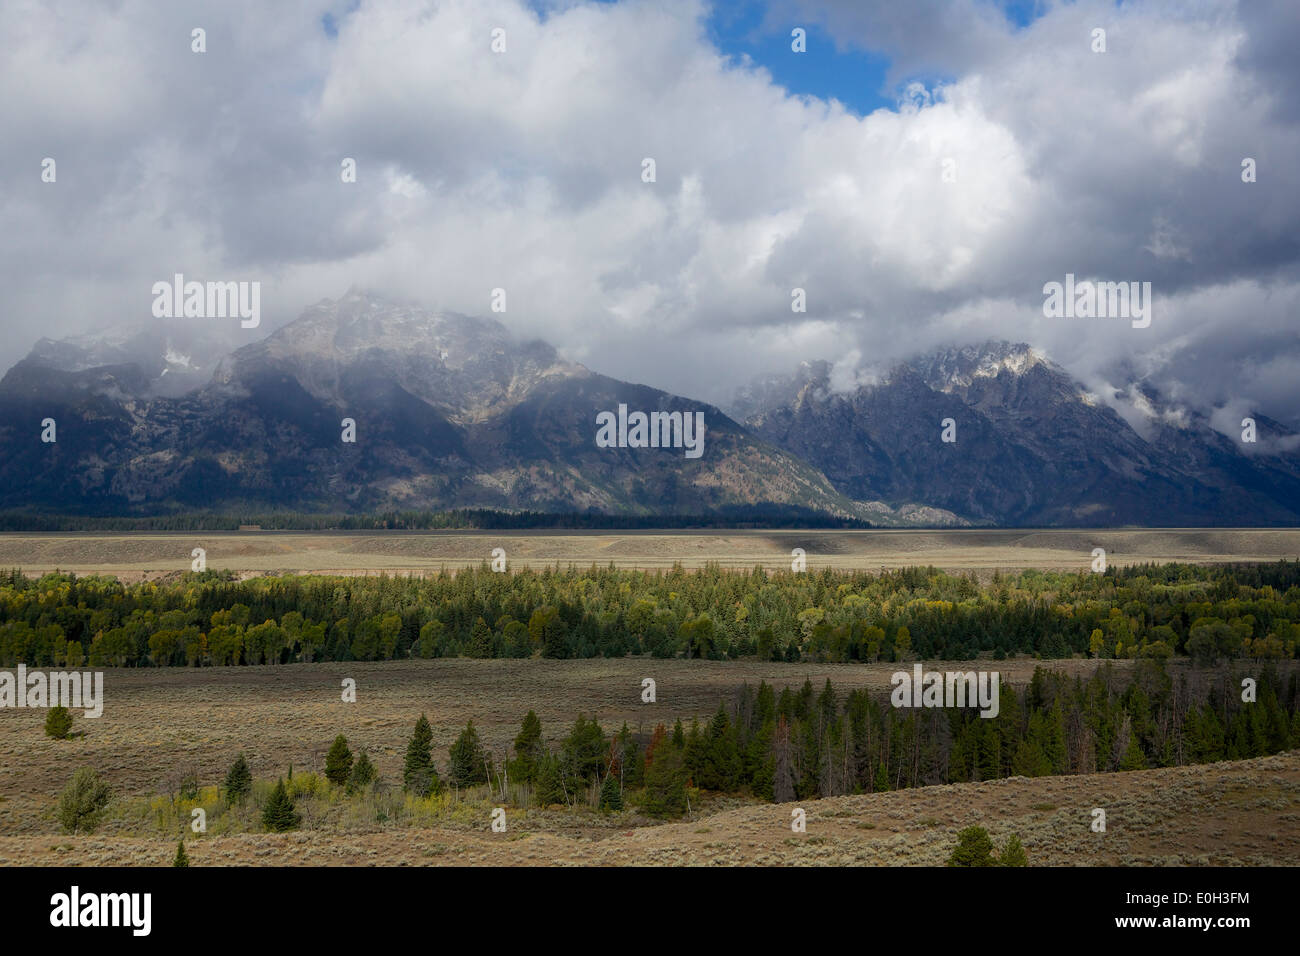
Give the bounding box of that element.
[1,290,1296,527]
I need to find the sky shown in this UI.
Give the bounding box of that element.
[1,0,1298,430]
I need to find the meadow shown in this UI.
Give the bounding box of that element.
[3,527,1299,579]
[3,657,1298,866]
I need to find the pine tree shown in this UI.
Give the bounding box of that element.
[684,719,705,785]
[947,825,996,866]
[533,753,565,807]
[1045,703,1068,773]
[325,734,353,786]
[44,706,73,740]
[173,839,190,867]
[511,710,544,783]
[1011,735,1052,777]
[977,721,1003,781]
[262,779,301,832]
[997,834,1028,866]
[348,750,377,793]
[404,713,442,796]
[1119,732,1147,771]
[746,719,776,800]
[469,617,494,658]
[616,723,643,788]
[699,702,740,790]
[772,715,796,802]
[643,745,687,818]
[598,771,623,811]
[224,753,252,803]
[873,760,890,793]
[449,720,489,788]
[561,714,606,784]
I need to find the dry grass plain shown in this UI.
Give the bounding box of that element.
[2,527,1299,580]
[2,657,1297,866]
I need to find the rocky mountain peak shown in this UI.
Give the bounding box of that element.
[211,291,587,423]
[904,340,1047,392]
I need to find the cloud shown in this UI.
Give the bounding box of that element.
[0,0,1297,427]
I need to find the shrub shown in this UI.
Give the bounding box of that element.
[44,706,72,740]
[57,768,112,833]
[998,833,1028,866]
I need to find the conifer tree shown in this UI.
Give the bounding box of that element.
[224,752,252,803]
[643,745,687,818]
[699,702,741,791]
[469,617,494,658]
[873,760,890,793]
[173,839,190,867]
[1011,734,1052,777]
[449,719,489,788]
[262,779,300,832]
[511,710,544,783]
[561,714,606,784]
[533,753,565,807]
[598,771,623,811]
[325,734,353,786]
[348,750,377,793]
[616,723,643,788]
[947,825,996,866]
[404,714,442,796]
[1119,732,1147,771]
[684,719,705,785]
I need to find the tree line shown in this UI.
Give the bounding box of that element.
[3,560,1300,667]
[499,662,1297,807]
[0,506,871,533]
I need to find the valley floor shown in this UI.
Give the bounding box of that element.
[2,527,1299,579]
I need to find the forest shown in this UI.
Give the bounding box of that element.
[2,560,1300,668]
[510,663,1299,808]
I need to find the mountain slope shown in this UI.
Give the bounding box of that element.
[738,342,1300,526]
[0,292,958,524]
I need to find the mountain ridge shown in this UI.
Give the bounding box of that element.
[739,341,1300,526]
[3,301,1296,527]
[0,292,959,526]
